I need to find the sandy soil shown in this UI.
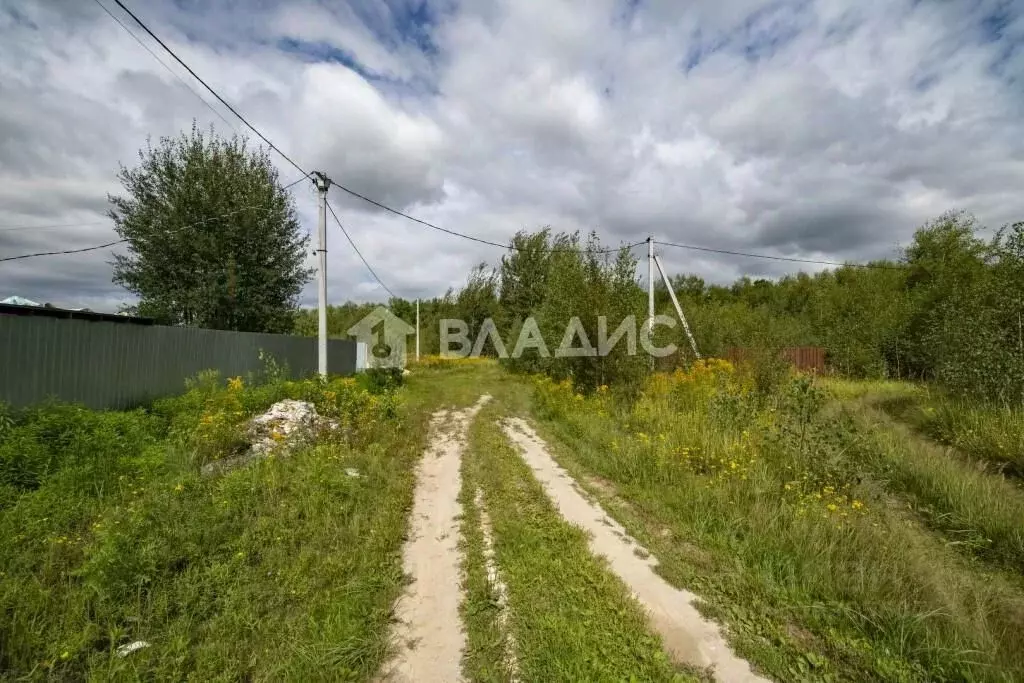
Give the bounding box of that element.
[501,417,768,683]
[381,396,491,683]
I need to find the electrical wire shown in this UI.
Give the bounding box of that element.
[332,184,517,250]
[83,2,896,278]
[91,0,238,134]
[95,0,634,259]
[653,240,904,270]
[325,200,397,298]
[111,0,309,178]
[0,220,111,233]
[0,239,128,263]
[331,182,642,254]
[0,176,312,264]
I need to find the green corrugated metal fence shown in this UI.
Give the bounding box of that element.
[0,315,357,410]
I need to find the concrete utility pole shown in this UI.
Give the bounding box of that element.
[416,299,421,361]
[313,172,332,378]
[653,253,701,360]
[647,236,654,332]
[647,236,655,369]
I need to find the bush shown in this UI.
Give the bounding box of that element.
[0,404,163,493]
[363,367,404,393]
[735,347,792,398]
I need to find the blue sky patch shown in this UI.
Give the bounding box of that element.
[277,36,380,81]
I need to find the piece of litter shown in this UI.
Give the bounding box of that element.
[345,468,362,478]
[116,641,150,657]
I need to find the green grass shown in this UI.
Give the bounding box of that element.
[527,372,1024,682]
[458,460,514,683]
[0,372,424,681]
[6,361,1022,681]
[840,398,1024,573]
[463,394,699,682]
[875,392,1024,480]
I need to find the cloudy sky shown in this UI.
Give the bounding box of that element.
[1,0,1022,312]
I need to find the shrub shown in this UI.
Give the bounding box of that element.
[0,404,162,493]
[363,367,404,393]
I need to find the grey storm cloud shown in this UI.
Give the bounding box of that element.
[0,0,1022,312]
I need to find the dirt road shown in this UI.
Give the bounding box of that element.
[381,396,491,683]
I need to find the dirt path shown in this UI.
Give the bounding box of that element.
[501,417,768,683]
[381,396,491,683]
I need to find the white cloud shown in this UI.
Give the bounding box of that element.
[0,0,1022,313]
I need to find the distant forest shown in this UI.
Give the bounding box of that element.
[296,211,1024,404]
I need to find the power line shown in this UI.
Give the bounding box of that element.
[333,184,516,250]
[326,200,397,298]
[91,0,237,134]
[0,220,110,233]
[110,0,309,178]
[93,0,626,259]
[87,1,893,279]
[1,176,311,264]
[331,182,642,254]
[653,240,904,270]
[0,239,127,263]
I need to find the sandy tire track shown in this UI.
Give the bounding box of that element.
[501,417,768,683]
[380,395,491,683]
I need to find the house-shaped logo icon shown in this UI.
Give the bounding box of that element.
[347,306,415,369]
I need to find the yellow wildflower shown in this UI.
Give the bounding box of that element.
[227,376,244,391]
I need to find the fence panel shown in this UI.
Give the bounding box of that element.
[0,315,357,410]
[724,346,826,373]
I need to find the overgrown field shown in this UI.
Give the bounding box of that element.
[0,368,418,680]
[529,361,1024,682]
[4,356,1023,681]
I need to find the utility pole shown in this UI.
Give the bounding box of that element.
[416,299,421,361]
[313,172,332,378]
[647,237,654,332]
[647,236,655,369]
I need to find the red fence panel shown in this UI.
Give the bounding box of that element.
[724,347,825,373]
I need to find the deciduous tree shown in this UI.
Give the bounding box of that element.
[110,123,312,333]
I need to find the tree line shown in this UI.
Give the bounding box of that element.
[296,213,1024,404]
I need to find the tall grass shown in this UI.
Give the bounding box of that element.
[841,399,1024,572]
[0,370,414,680]
[531,364,1024,681]
[901,397,1024,478]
